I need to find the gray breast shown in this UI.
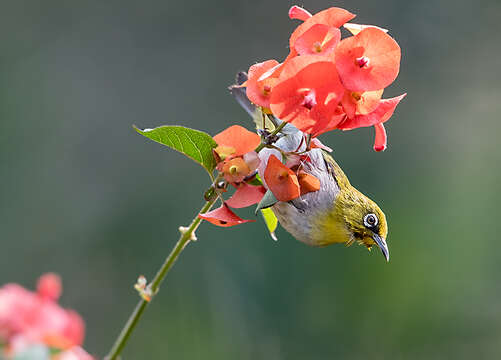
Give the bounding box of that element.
[257,127,340,245]
[272,149,339,245]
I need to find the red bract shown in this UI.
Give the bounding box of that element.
[269,55,345,135]
[294,24,340,56]
[310,138,333,152]
[246,60,280,108]
[226,183,266,209]
[312,108,347,136]
[341,89,384,119]
[338,94,406,129]
[289,7,355,53]
[0,274,85,351]
[198,204,255,227]
[344,23,388,36]
[288,5,312,21]
[298,172,321,196]
[335,27,401,91]
[213,125,261,157]
[264,155,300,202]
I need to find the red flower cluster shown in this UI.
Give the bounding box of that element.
[199,5,406,228]
[0,273,93,359]
[244,5,406,151]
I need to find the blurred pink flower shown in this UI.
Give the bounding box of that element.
[0,273,85,352]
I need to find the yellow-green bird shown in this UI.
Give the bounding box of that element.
[231,73,389,261]
[271,150,389,261]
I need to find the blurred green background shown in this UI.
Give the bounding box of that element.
[1,0,500,359]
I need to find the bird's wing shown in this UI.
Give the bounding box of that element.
[229,72,257,118]
[229,72,296,133]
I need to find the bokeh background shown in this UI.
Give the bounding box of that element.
[1,0,500,359]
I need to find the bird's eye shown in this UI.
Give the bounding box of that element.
[364,213,378,228]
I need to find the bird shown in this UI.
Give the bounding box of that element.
[230,72,389,262]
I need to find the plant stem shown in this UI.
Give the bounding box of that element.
[105,198,216,360]
[255,121,287,153]
[106,118,285,359]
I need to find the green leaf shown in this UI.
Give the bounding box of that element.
[255,189,278,214]
[261,208,278,241]
[134,125,218,175]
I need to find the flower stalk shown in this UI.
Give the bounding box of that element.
[255,121,287,153]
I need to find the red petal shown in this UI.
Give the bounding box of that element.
[246,60,280,108]
[340,91,357,119]
[264,155,300,202]
[312,113,347,136]
[290,7,356,50]
[298,173,321,195]
[288,5,312,21]
[339,94,406,129]
[226,184,266,208]
[294,24,340,56]
[269,56,344,134]
[310,138,333,152]
[357,89,384,114]
[373,123,387,152]
[344,23,388,36]
[335,28,401,91]
[198,204,255,227]
[213,125,261,156]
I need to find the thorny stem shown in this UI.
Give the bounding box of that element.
[106,122,288,359]
[105,199,216,360]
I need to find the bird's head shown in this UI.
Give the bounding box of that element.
[335,186,389,261]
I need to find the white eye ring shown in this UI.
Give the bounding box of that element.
[364,213,378,228]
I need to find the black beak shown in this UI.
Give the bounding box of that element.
[372,233,389,262]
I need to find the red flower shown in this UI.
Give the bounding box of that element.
[0,274,85,351]
[335,27,401,91]
[226,183,266,209]
[245,60,280,108]
[213,125,261,158]
[221,157,251,183]
[338,94,406,129]
[289,7,355,54]
[339,94,406,152]
[198,203,255,227]
[340,89,384,119]
[264,155,300,202]
[269,55,345,135]
[293,24,341,56]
